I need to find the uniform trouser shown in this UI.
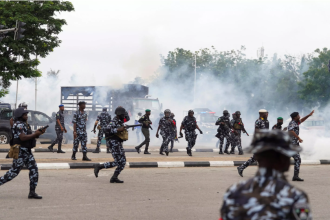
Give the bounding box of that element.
[96,129,104,148]
[185,131,197,150]
[292,153,301,174]
[160,134,171,153]
[0,147,38,190]
[230,133,242,152]
[50,129,63,147]
[73,133,87,153]
[239,154,256,170]
[218,130,231,150]
[104,139,126,174]
[137,128,150,150]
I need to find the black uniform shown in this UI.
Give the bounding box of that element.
[215,116,232,153]
[49,110,65,150]
[136,114,152,153]
[181,116,198,151]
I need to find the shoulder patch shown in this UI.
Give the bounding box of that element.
[293,203,311,220]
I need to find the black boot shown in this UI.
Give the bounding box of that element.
[165,150,169,156]
[239,151,244,155]
[82,152,91,161]
[159,146,164,155]
[219,145,223,154]
[106,148,111,153]
[135,146,141,154]
[28,187,42,199]
[144,143,151,154]
[92,147,100,153]
[187,148,192,156]
[71,152,77,160]
[110,171,124,183]
[237,166,243,177]
[57,143,65,153]
[292,172,304,181]
[230,148,235,154]
[94,163,105,178]
[48,144,54,153]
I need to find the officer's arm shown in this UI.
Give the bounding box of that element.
[138,117,143,123]
[300,110,314,123]
[10,118,14,127]
[215,118,221,125]
[57,119,63,129]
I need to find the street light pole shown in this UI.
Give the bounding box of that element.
[35,55,37,110]
[194,54,196,104]
[15,55,20,109]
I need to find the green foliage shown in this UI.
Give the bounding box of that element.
[299,48,330,108]
[0,1,74,98]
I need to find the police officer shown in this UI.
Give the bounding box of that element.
[288,110,314,181]
[220,130,312,219]
[0,107,47,199]
[215,110,232,154]
[237,109,269,177]
[272,117,288,131]
[135,109,152,154]
[48,105,67,153]
[156,109,175,156]
[92,107,111,153]
[135,112,143,143]
[169,113,177,153]
[71,101,91,161]
[93,107,128,183]
[179,110,203,156]
[229,111,246,155]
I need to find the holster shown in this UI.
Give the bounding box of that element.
[8,144,20,159]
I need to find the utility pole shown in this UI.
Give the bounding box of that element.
[35,55,38,110]
[194,54,197,104]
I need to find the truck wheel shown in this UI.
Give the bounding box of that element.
[62,135,68,144]
[0,132,10,144]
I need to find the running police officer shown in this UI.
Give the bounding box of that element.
[169,113,177,153]
[93,106,128,183]
[229,111,246,155]
[215,110,232,154]
[135,109,152,154]
[156,109,175,156]
[48,104,66,153]
[92,107,111,153]
[0,107,47,199]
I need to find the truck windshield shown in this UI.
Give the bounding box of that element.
[135,99,159,110]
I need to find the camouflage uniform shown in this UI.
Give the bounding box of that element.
[288,120,302,176]
[72,110,88,153]
[0,121,38,191]
[239,118,269,170]
[181,116,198,151]
[159,117,174,154]
[221,167,311,220]
[103,116,126,174]
[96,111,111,149]
[49,110,65,149]
[215,116,232,153]
[230,118,246,154]
[169,118,177,152]
[272,123,282,130]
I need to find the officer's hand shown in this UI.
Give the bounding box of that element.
[298,138,303,143]
[74,133,77,139]
[283,127,288,131]
[93,130,96,134]
[199,130,203,134]
[35,130,43,136]
[156,133,159,138]
[309,110,315,116]
[60,127,64,132]
[64,128,67,133]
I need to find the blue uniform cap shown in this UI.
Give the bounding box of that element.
[59,104,64,107]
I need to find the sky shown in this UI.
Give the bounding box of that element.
[3,0,330,104]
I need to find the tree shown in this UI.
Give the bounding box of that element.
[47,69,60,79]
[0,1,74,98]
[299,48,330,108]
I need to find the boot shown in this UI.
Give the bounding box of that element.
[237,166,243,177]
[92,147,100,153]
[230,148,235,154]
[165,151,169,156]
[94,163,105,178]
[110,171,124,183]
[71,152,77,160]
[106,148,111,153]
[159,146,164,155]
[224,145,230,155]
[219,145,223,154]
[82,152,91,161]
[135,146,141,154]
[187,148,192,156]
[144,143,151,154]
[48,144,54,153]
[292,172,304,181]
[57,143,65,153]
[28,187,42,199]
[239,151,244,155]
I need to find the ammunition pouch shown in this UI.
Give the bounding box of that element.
[97,125,101,130]
[233,120,242,130]
[105,129,128,142]
[8,144,20,159]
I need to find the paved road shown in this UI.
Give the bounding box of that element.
[0,166,328,220]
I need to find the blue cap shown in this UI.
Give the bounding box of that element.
[59,104,64,107]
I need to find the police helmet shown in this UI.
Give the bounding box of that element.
[115,107,126,116]
[102,107,107,112]
[18,102,28,109]
[223,110,229,114]
[164,109,171,115]
[14,107,29,118]
[188,110,194,115]
[235,111,241,115]
[170,113,175,118]
[138,112,142,116]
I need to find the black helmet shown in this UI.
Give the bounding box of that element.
[188,110,194,115]
[138,112,142,116]
[115,107,126,116]
[77,101,87,105]
[223,110,229,114]
[18,102,28,109]
[170,113,175,118]
[102,107,107,112]
[14,107,29,118]
[235,111,241,115]
[164,109,171,115]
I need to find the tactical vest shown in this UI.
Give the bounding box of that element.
[13,123,36,148]
[185,117,196,131]
[233,119,243,130]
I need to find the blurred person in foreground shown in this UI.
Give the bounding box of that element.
[220,130,312,220]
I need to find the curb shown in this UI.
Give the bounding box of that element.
[0,160,328,170]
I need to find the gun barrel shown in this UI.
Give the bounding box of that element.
[125,124,143,128]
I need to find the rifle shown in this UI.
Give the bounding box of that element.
[240,123,249,136]
[125,124,142,129]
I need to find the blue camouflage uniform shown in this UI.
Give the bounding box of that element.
[159,116,174,154]
[181,116,198,151]
[288,120,302,175]
[49,110,65,148]
[96,111,111,149]
[72,110,88,152]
